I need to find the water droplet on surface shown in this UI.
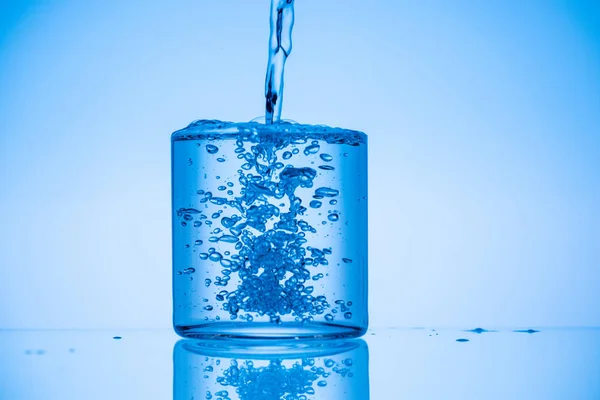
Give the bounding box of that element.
[467,327,491,334]
[514,329,540,334]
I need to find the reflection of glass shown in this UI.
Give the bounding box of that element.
[173,339,369,399]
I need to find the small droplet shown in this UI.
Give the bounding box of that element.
[467,327,490,334]
[513,329,540,334]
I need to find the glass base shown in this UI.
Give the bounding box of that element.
[174,321,366,340]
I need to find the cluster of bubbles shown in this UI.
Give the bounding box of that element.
[177,131,358,324]
[203,357,354,400]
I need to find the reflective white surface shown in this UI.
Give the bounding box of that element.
[1,328,599,399]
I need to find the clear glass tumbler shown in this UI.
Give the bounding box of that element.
[172,120,368,339]
[173,339,370,399]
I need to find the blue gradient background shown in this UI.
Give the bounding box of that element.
[1,0,599,330]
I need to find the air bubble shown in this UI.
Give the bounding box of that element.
[206,144,218,154]
[303,143,320,155]
[315,187,339,197]
[209,252,223,262]
[309,200,322,209]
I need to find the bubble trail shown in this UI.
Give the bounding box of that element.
[265,0,295,124]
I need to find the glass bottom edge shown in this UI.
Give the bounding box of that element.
[174,321,366,340]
